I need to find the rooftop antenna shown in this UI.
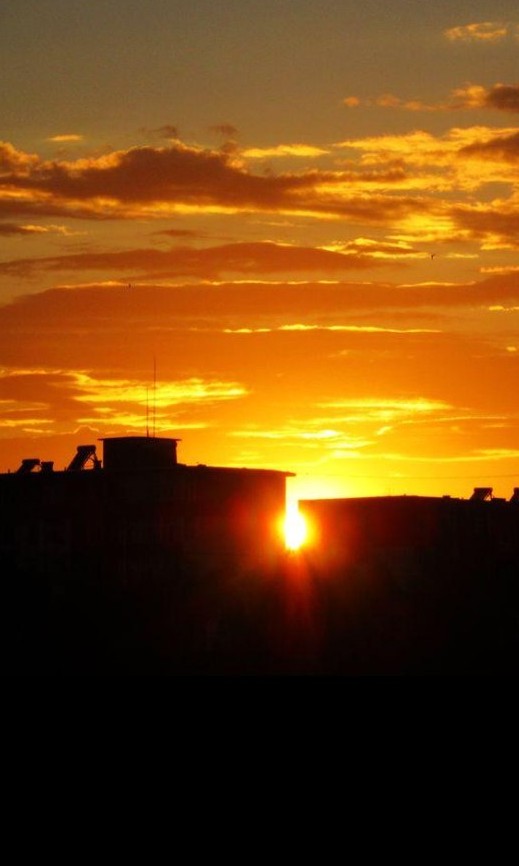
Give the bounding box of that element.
[153,355,157,438]
[146,386,150,438]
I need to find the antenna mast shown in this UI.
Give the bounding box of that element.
[153,355,157,438]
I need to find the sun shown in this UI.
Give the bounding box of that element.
[284,502,308,551]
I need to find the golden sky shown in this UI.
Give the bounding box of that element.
[2,0,519,500]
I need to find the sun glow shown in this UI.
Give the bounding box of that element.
[284,502,308,551]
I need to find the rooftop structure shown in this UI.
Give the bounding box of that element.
[1,436,293,582]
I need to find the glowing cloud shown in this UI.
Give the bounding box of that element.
[0,367,247,437]
[47,134,83,143]
[444,22,509,42]
[344,83,519,115]
[452,84,519,113]
[320,398,453,419]
[70,372,248,408]
[242,144,329,159]
[0,139,447,224]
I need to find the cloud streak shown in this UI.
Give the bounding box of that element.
[0,367,247,435]
[0,240,394,280]
[444,22,510,43]
[47,134,83,143]
[344,83,519,114]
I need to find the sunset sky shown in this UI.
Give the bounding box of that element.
[2,0,519,501]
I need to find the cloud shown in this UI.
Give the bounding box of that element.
[223,324,439,335]
[344,83,519,114]
[458,129,519,162]
[242,144,329,159]
[0,222,49,236]
[3,274,519,348]
[228,397,475,465]
[444,22,509,42]
[71,371,246,408]
[452,83,519,112]
[0,141,39,175]
[139,125,179,140]
[485,84,519,112]
[0,139,431,223]
[0,222,75,237]
[230,424,371,450]
[319,397,453,419]
[482,267,519,276]
[0,240,397,280]
[47,135,83,143]
[3,140,319,210]
[327,238,422,259]
[335,126,519,223]
[0,368,91,426]
[11,129,518,248]
[0,367,247,435]
[344,93,440,112]
[208,124,238,138]
[2,127,519,259]
[449,200,519,249]
[153,227,209,239]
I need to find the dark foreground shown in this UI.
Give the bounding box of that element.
[2,550,519,676]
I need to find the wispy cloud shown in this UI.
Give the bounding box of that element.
[0,240,392,279]
[0,222,78,237]
[223,324,439,335]
[319,397,452,418]
[0,367,247,435]
[242,144,329,159]
[46,134,83,143]
[72,372,247,407]
[344,82,519,114]
[230,424,373,455]
[228,397,464,462]
[444,21,509,43]
[452,83,519,112]
[139,125,179,140]
[208,124,238,138]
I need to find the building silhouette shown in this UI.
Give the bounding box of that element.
[0,436,291,674]
[2,435,519,675]
[297,493,519,675]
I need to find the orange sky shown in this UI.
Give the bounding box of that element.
[2,1,519,500]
